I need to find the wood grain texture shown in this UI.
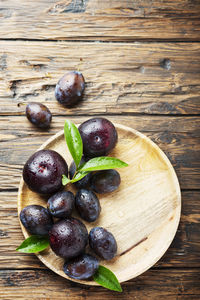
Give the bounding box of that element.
[0,41,200,115]
[0,188,199,270]
[0,116,199,190]
[0,269,200,299]
[0,0,200,41]
[0,0,200,297]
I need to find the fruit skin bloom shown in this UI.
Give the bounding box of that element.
[47,191,75,218]
[79,117,118,158]
[63,254,99,280]
[20,205,53,235]
[75,189,101,222]
[89,227,117,260]
[90,169,121,194]
[49,218,88,259]
[55,71,85,106]
[26,102,52,128]
[23,150,68,194]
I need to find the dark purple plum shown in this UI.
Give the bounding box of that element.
[55,71,85,107]
[20,205,53,235]
[90,170,121,194]
[23,150,68,194]
[49,218,88,259]
[69,157,91,189]
[26,102,52,128]
[63,254,99,280]
[78,118,118,158]
[47,191,75,218]
[89,227,117,260]
[75,189,101,222]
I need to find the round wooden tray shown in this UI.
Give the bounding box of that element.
[18,123,181,285]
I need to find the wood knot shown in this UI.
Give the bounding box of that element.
[160,58,171,70]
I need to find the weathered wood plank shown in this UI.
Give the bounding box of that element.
[0,0,200,41]
[0,41,200,115]
[0,115,199,190]
[0,191,199,269]
[157,191,200,267]
[0,268,199,299]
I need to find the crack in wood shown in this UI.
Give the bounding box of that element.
[47,0,88,14]
[9,80,19,98]
[0,230,8,237]
[19,60,47,70]
[119,237,148,256]
[0,54,7,71]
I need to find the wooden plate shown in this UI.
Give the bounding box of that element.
[18,123,181,285]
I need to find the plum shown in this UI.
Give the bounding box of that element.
[63,254,99,280]
[26,102,52,128]
[89,227,117,260]
[79,118,118,158]
[49,218,88,259]
[55,71,85,106]
[75,189,101,222]
[47,191,75,218]
[23,150,68,194]
[20,205,53,235]
[69,157,91,189]
[90,170,121,194]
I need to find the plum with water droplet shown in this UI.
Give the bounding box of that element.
[20,205,53,235]
[49,218,88,259]
[90,169,121,194]
[89,227,117,260]
[75,189,101,222]
[26,102,52,128]
[79,118,118,158]
[47,191,75,218]
[23,150,68,194]
[55,71,85,106]
[63,254,99,280]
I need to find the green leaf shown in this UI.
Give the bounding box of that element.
[62,174,71,186]
[93,265,122,292]
[62,172,89,185]
[78,157,128,172]
[16,235,49,253]
[62,172,89,186]
[70,171,89,183]
[64,120,83,168]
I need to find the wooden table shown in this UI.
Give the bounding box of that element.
[0,1,200,299]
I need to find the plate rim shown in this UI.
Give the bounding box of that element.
[17,123,181,286]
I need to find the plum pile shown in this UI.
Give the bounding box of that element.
[21,72,124,281]
[20,116,121,280]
